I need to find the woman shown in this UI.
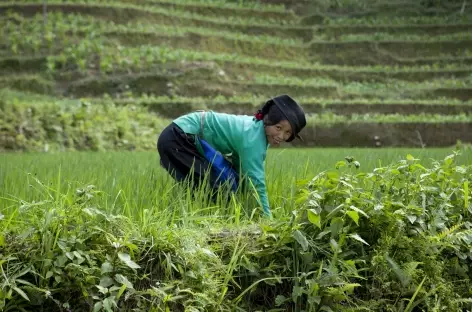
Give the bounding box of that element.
[157,94,306,217]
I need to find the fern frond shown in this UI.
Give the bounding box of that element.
[437,222,464,240]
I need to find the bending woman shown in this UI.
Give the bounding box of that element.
[157,94,306,217]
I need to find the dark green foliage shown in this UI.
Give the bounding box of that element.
[0,97,169,152]
[1,151,471,311]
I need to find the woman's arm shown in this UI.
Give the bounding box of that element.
[238,147,271,217]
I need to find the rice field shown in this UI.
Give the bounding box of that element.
[2,147,470,218]
[1,0,472,310]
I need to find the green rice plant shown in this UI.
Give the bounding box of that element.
[1,89,472,156]
[323,15,472,26]
[5,0,293,26]
[0,95,172,152]
[0,12,302,47]
[4,13,472,75]
[312,31,472,42]
[254,73,472,90]
[124,0,287,12]
[3,149,471,310]
[4,89,472,118]
[307,112,472,124]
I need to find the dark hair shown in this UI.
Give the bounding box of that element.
[263,103,286,126]
[255,95,306,142]
[254,100,287,126]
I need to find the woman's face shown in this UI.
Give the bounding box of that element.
[265,120,293,146]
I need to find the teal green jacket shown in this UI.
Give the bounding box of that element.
[173,110,271,215]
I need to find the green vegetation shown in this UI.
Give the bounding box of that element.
[1,0,472,310]
[322,15,472,25]
[312,31,472,42]
[126,0,288,12]
[0,94,171,152]
[1,1,297,26]
[2,90,472,152]
[1,0,472,149]
[2,149,472,310]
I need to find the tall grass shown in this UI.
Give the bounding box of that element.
[2,148,471,221]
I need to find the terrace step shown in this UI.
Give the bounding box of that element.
[3,70,471,102]
[309,40,472,65]
[312,23,472,37]
[123,98,472,118]
[105,31,305,60]
[294,0,469,19]
[293,122,472,147]
[3,53,471,87]
[56,72,472,101]
[120,0,295,22]
[0,3,314,41]
[222,62,472,83]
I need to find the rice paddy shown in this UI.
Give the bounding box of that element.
[1,0,472,310]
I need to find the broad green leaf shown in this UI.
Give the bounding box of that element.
[275,295,286,306]
[73,251,83,259]
[292,285,303,302]
[101,262,113,274]
[329,217,344,238]
[346,211,359,225]
[65,252,74,260]
[13,287,29,301]
[293,230,309,252]
[118,252,141,269]
[99,276,114,288]
[335,161,346,169]
[406,215,417,224]
[103,297,115,312]
[406,154,415,161]
[54,255,67,267]
[115,274,133,289]
[93,302,103,312]
[308,209,321,229]
[339,283,361,294]
[96,285,108,295]
[349,205,369,218]
[349,234,370,246]
[45,271,53,279]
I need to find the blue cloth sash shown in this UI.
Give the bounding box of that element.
[199,138,239,192]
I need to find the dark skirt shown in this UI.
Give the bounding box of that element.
[157,122,222,190]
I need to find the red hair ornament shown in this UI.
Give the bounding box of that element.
[254,111,264,121]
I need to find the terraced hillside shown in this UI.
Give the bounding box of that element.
[1,0,472,150]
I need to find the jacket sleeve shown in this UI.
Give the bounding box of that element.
[238,145,271,217]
